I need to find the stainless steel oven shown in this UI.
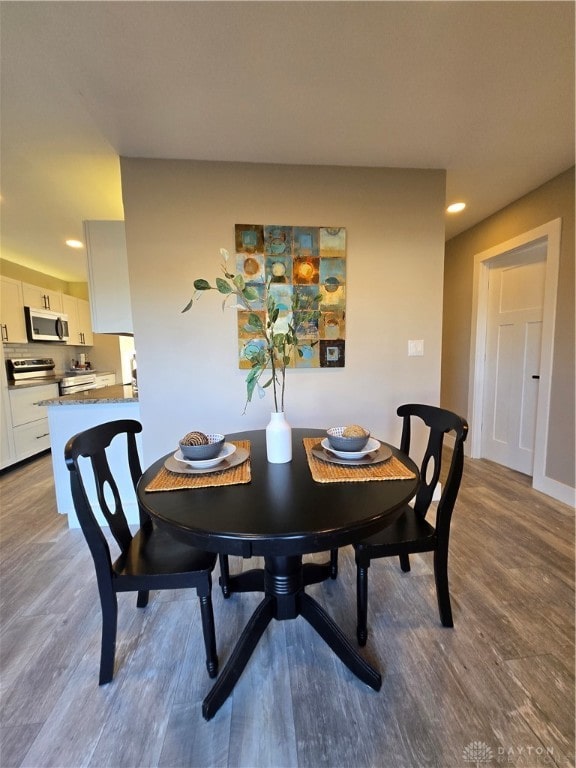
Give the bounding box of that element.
[7,357,58,383]
[6,358,98,395]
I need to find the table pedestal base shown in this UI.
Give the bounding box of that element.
[202,555,381,720]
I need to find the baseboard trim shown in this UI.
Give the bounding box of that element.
[532,475,575,510]
[447,432,574,509]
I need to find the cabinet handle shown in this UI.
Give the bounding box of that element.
[1,324,8,342]
[36,433,49,439]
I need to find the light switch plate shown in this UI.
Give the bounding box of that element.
[408,339,424,356]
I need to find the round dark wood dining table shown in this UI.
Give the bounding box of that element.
[137,428,419,720]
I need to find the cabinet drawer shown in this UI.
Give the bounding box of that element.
[94,374,116,387]
[9,384,59,426]
[13,418,51,457]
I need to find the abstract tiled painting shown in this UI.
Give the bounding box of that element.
[235,224,347,369]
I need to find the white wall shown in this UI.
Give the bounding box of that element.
[120,159,446,467]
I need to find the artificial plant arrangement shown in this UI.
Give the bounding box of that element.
[182,249,320,414]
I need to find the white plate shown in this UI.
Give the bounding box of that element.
[312,442,392,467]
[174,442,236,469]
[320,436,381,459]
[165,445,249,475]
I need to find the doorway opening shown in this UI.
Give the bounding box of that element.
[480,240,546,475]
[468,219,561,496]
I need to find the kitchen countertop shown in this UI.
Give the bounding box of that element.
[37,384,138,406]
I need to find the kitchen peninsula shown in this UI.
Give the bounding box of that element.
[38,385,140,528]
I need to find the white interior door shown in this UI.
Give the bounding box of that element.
[481,247,546,475]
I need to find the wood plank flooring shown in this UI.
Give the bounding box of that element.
[0,451,573,767]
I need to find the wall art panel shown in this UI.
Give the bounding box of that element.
[235,224,347,368]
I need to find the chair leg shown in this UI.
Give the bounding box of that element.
[136,590,150,607]
[433,547,454,627]
[330,549,338,579]
[219,554,231,599]
[198,593,219,678]
[399,553,411,572]
[99,591,118,685]
[356,563,370,647]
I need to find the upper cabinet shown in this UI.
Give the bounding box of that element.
[22,282,63,313]
[1,272,94,348]
[62,294,94,347]
[84,220,133,334]
[0,276,27,344]
[77,299,94,346]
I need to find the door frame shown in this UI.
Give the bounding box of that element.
[468,218,562,497]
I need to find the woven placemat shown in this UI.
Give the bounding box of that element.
[303,438,416,483]
[145,441,251,492]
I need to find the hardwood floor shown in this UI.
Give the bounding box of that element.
[0,451,573,767]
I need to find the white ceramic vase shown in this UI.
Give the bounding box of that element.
[266,411,292,463]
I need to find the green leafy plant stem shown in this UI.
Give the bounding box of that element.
[183,250,320,414]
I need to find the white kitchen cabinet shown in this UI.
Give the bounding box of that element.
[0,363,15,467]
[7,382,58,465]
[22,282,63,312]
[77,298,94,346]
[94,373,116,387]
[62,294,94,346]
[84,220,133,334]
[10,384,57,426]
[12,418,52,457]
[62,293,79,345]
[0,276,27,344]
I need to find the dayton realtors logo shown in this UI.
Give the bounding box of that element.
[463,742,494,764]
[462,741,555,765]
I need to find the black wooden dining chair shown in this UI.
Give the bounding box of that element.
[65,419,218,684]
[354,403,468,646]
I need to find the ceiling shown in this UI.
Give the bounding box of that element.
[1,1,574,283]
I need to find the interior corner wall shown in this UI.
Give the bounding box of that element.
[442,166,575,490]
[0,258,73,293]
[120,158,446,467]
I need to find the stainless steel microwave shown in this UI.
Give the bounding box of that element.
[24,306,70,342]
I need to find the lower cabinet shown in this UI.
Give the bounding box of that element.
[0,367,14,468]
[5,383,59,466]
[13,419,52,457]
[94,373,116,388]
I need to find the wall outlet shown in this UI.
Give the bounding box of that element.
[408,339,424,356]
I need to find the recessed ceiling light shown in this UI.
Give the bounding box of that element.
[446,202,466,213]
[66,239,84,248]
